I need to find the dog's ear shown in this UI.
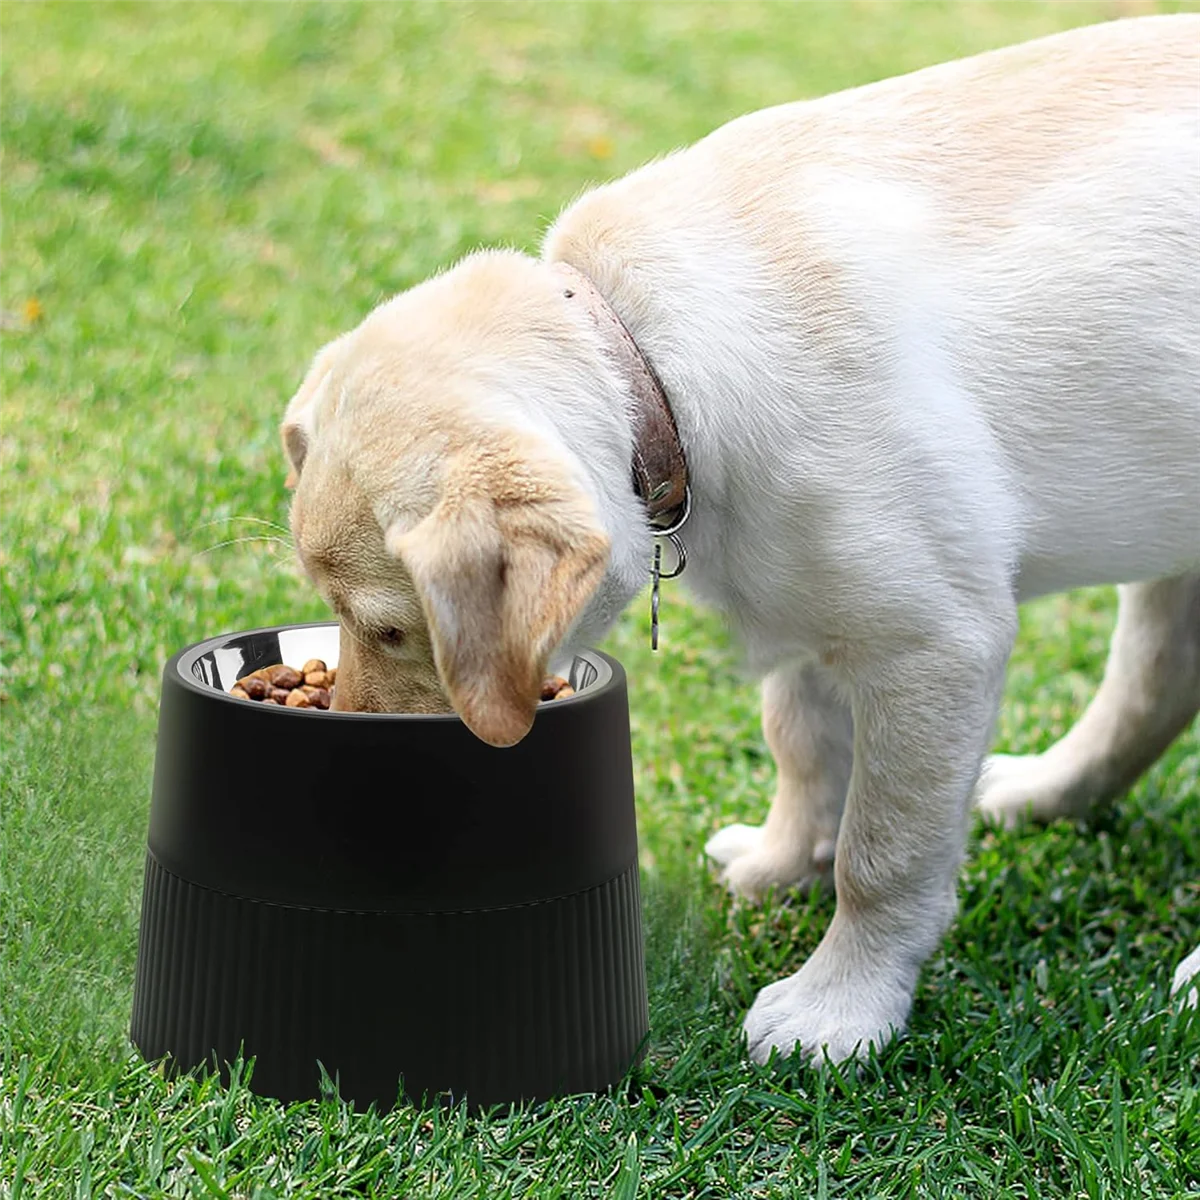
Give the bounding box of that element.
[388,454,610,747]
[281,336,347,488]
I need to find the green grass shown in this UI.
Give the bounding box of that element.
[3,2,1199,1196]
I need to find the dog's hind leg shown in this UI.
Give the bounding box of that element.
[976,574,1200,827]
[704,660,853,899]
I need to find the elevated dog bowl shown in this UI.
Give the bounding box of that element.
[130,623,648,1110]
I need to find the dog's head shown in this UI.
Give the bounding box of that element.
[282,251,614,747]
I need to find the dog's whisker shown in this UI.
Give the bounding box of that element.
[186,516,294,541]
[193,535,293,559]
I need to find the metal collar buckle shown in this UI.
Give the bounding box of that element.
[649,486,691,651]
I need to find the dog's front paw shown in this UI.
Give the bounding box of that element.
[704,822,764,867]
[743,946,913,1066]
[704,822,835,902]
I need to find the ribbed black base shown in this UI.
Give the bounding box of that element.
[130,853,648,1110]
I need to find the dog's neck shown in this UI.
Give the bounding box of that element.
[551,261,689,534]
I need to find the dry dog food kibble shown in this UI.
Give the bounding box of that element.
[230,660,337,709]
[230,663,575,709]
[540,675,575,701]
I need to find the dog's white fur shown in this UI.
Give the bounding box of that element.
[285,16,1200,1064]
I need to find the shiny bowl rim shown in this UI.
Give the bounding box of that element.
[172,620,616,722]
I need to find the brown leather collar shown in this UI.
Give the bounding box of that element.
[552,261,689,532]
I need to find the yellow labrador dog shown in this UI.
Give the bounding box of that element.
[283,16,1200,1063]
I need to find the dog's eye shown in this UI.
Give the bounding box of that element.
[379,627,406,647]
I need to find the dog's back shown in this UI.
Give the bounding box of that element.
[548,15,1200,602]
